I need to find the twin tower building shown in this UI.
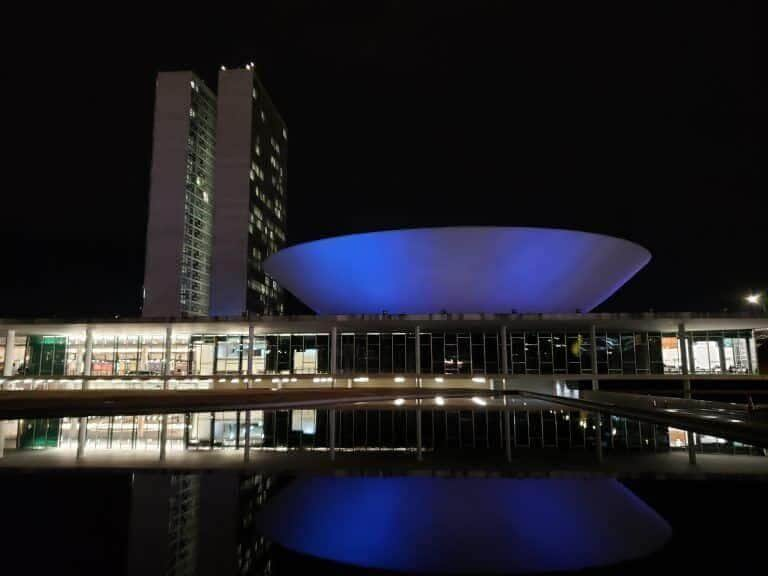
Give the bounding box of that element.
[142,66,287,319]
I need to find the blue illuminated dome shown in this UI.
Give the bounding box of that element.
[264,227,650,315]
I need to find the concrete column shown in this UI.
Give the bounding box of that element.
[683,379,696,465]
[3,328,15,378]
[688,432,698,464]
[163,325,173,377]
[330,327,338,383]
[718,338,727,374]
[159,324,172,461]
[678,323,689,376]
[77,326,93,460]
[415,326,422,461]
[244,323,254,462]
[83,326,93,377]
[679,328,691,381]
[330,327,337,460]
[589,328,601,383]
[1,332,11,458]
[159,414,169,461]
[500,326,509,376]
[416,407,423,462]
[246,324,255,379]
[590,325,602,463]
[329,408,336,461]
[415,325,421,380]
[139,342,149,372]
[688,338,696,375]
[747,331,757,374]
[503,398,512,463]
[77,418,88,459]
[500,326,512,463]
[679,324,695,465]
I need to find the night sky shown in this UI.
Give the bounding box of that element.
[4,2,760,318]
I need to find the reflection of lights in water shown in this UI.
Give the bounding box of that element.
[256,477,671,574]
[699,435,727,444]
[570,335,583,356]
[555,381,579,399]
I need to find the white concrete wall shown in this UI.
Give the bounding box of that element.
[210,69,254,317]
[142,72,194,318]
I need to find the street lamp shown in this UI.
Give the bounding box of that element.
[745,292,766,313]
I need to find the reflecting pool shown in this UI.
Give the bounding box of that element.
[2,470,766,575]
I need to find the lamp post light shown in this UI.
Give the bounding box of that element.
[745,291,766,313]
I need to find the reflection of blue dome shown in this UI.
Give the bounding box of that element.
[256,477,671,573]
[264,227,651,315]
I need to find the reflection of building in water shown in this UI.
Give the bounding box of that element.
[196,472,279,576]
[126,472,277,576]
[127,473,200,576]
[667,427,729,450]
[237,474,278,575]
[10,404,763,457]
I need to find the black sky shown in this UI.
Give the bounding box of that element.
[4,2,761,317]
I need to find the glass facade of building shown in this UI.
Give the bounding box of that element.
[0,328,759,378]
[509,329,755,376]
[180,78,216,317]
[246,76,287,315]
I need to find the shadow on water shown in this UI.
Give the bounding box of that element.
[0,470,766,575]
